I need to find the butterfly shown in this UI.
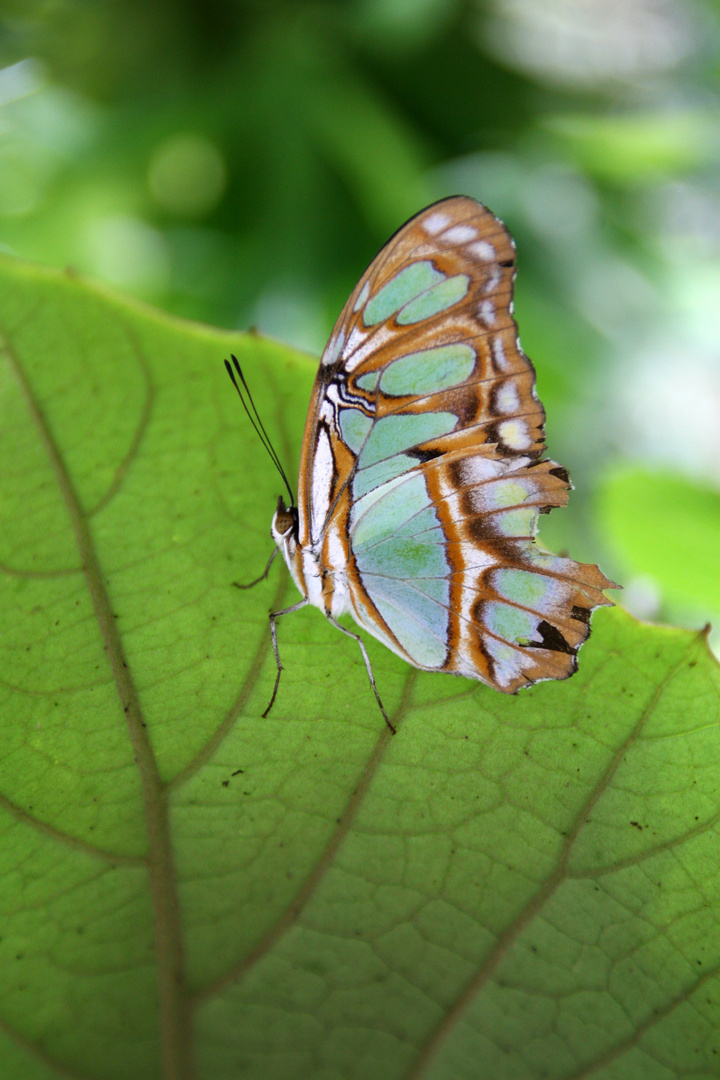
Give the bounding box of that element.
[227,196,616,731]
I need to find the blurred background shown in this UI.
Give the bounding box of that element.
[1,0,718,648]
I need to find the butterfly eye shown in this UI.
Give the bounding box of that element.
[275,512,295,534]
[273,496,296,536]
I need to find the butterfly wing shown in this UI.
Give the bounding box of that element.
[297,196,614,692]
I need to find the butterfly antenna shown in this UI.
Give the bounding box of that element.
[225,356,295,507]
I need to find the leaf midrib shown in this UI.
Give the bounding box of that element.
[1,317,194,1080]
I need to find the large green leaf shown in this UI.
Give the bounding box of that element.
[1,254,718,1080]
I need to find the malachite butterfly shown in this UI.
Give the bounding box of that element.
[227,196,616,731]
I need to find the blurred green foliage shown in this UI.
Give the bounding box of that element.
[1,0,718,640]
[598,467,720,614]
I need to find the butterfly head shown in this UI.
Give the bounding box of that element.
[271,494,298,555]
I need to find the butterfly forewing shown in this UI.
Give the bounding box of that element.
[294,196,614,693]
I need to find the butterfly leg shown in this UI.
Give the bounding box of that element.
[233,546,278,591]
[263,599,309,718]
[326,616,396,734]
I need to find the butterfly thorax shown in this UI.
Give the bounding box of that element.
[271,497,351,618]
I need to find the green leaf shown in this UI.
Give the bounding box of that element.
[598,466,720,613]
[1,254,719,1080]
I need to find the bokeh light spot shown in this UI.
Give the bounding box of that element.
[148,133,226,218]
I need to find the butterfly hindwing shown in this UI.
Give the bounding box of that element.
[294,196,614,692]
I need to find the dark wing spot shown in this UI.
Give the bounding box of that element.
[485,422,507,452]
[442,386,479,426]
[549,466,570,483]
[449,460,465,488]
[571,605,591,625]
[469,528,521,566]
[319,360,341,384]
[476,633,496,684]
[498,258,515,268]
[467,514,496,542]
[489,537,527,563]
[534,620,577,654]
[408,447,442,463]
[469,597,497,683]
